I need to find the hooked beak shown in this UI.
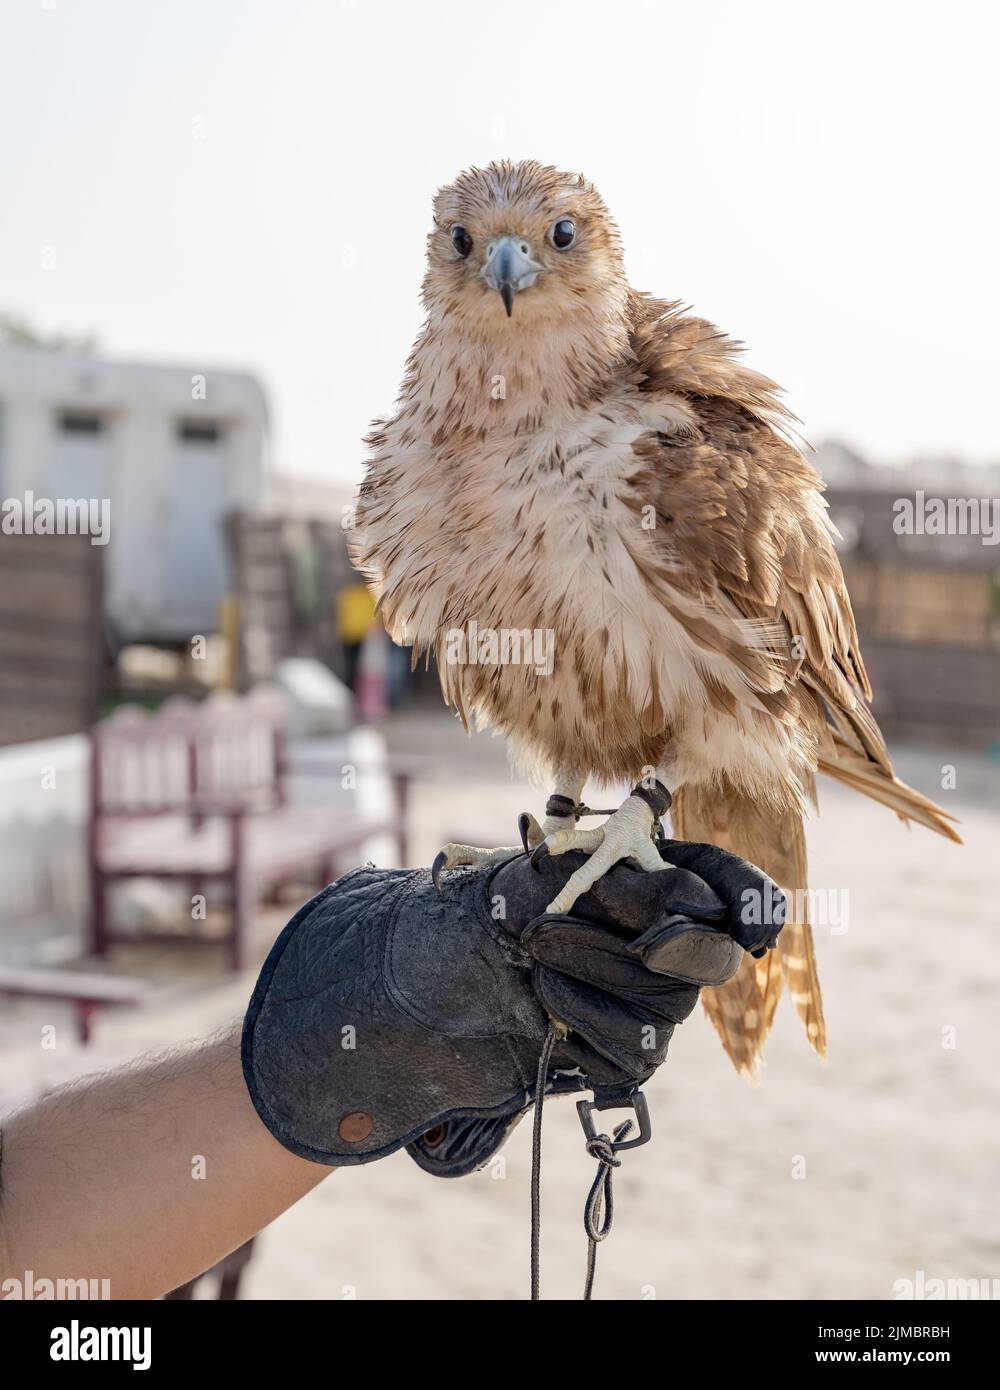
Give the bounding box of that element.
[481,235,542,317]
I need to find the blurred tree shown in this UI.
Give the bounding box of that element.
[0,310,96,353]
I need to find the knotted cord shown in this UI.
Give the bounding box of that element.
[531,1024,636,1301]
[582,1119,633,1299]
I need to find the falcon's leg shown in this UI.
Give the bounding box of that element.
[532,778,674,915]
[431,766,586,893]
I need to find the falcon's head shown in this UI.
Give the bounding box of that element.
[424,160,628,334]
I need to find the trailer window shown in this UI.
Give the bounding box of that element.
[177,420,222,444]
[58,410,105,435]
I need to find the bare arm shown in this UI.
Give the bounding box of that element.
[0,1024,333,1299]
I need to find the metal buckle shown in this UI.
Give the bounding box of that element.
[576,1089,653,1152]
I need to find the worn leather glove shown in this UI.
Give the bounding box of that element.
[656,838,787,958]
[242,836,784,1178]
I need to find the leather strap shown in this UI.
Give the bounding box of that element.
[630,779,672,819]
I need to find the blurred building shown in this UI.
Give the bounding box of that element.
[0,343,270,647]
[0,346,371,962]
[818,442,1000,748]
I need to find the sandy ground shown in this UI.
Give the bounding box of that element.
[2,707,997,1301]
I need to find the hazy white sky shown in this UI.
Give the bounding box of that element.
[1,0,997,480]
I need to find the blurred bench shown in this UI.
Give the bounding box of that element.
[164,1238,257,1301]
[89,689,410,970]
[0,966,146,1045]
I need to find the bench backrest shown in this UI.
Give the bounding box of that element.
[91,690,289,816]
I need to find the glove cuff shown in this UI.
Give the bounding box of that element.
[406,1061,589,1178]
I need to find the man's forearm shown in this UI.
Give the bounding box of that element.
[0,1024,333,1299]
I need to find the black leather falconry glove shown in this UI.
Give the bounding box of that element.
[241,835,785,1179]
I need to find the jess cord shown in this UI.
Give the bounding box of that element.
[50,1320,151,1371]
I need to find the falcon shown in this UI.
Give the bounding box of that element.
[351,160,960,1077]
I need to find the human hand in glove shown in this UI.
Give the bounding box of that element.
[241,830,785,1178]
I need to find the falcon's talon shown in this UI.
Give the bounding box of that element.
[539,794,673,915]
[530,840,549,871]
[517,812,545,855]
[432,828,545,892]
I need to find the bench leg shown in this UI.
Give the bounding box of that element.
[218,1238,255,1300]
[228,815,250,973]
[77,1000,100,1047]
[230,870,248,973]
[91,870,109,959]
[392,773,410,867]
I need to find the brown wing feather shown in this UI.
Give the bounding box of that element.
[631,298,958,1073]
[629,295,958,840]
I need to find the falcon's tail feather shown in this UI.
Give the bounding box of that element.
[817,748,962,843]
[671,780,825,1081]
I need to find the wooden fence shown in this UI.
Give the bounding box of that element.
[0,533,105,746]
[225,512,354,691]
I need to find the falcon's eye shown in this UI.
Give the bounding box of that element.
[551,218,576,249]
[451,225,473,258]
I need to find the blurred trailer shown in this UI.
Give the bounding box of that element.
[0,344,269,648]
